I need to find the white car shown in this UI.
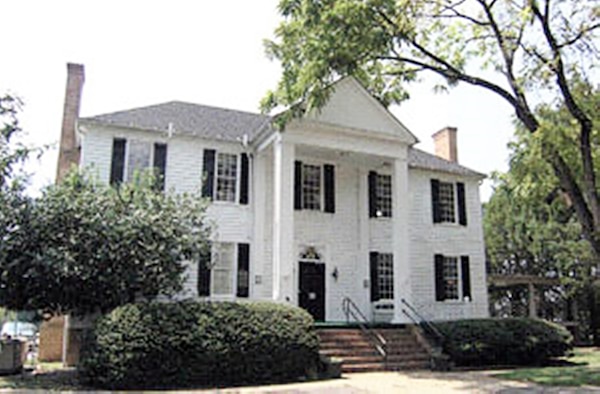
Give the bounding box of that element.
[1,321,37,341]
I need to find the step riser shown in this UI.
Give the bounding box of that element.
[317,327,432,373]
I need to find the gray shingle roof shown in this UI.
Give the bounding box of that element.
[408,148,486,178]
[81,100,484,178]
[80,101,270,142]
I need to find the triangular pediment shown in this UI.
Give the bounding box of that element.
[305,77,418,144]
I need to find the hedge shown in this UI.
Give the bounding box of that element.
[79,301,320,389]
[435,318,573,366]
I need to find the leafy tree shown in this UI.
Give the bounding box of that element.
[0,171,212,316]
[0,93,212,317]
[485,83,600,343]
[0,94,30,189]
[264,0,600,260]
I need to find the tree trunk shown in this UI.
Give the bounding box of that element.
[590,282,600,346]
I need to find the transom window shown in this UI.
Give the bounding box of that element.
[438,181,456,223]
[442,256,459,300]
[377,253,394,300]
[302,164,321,210]
[216,153,238,202]
[375,174,392,217]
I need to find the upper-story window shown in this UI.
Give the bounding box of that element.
[202,149,249,205]
[369,171,393,218]
[431,179,467,226]
[110,138,167,190]
[302,164,322,210]
[216,153,238,202]
[294,161,335,213]
[434,254,471,302]
[438,181,455,222]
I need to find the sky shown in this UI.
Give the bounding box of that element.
[1,0,516,201]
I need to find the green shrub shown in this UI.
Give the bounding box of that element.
[436,318,573,366]
[79,301,319,389]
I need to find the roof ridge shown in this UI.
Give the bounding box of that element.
[82,100,267,121]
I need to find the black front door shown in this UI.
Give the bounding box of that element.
[299,262,325,321]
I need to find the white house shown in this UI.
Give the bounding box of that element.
[61,64,489,324]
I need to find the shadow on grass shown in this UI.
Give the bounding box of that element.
[0,368,83,391]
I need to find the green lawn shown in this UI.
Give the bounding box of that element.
[495,347,600,387]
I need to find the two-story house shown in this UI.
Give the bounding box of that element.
[59,63,489,324]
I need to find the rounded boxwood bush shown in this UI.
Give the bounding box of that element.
[436,318,573,366]
[79,301,319,389]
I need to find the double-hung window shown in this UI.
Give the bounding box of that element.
[110,138,168,190]
[431,179,467,225]
[369,252,394,301]
[197,242,250,298]
[202,149,250,205]
[302,164,322,210]
[369,172,392,218]
[434,254,471,302]
[294,161,335,213]
[216,153,238,202]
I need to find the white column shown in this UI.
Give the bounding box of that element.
[252,152,266,299]
[272,134,295,302]
[357,168,371,317]
[392,157,412,323]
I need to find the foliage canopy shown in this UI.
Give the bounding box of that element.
[265,0,600,258]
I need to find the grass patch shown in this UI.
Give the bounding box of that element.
[0,368,81,391]
[495,347,600,387]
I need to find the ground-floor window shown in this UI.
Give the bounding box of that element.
[435,254,471,302]
[198,242,250,298]
[370,252,394,301]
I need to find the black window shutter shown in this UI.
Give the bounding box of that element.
[431,179,441,223]
[198,246,212,297]
[435,254,445,301]
[110,138,126,185]
[236,243,250,298]
[457,182,467,226]
[461,256,471,300]
[294,160,303,210]
[368,171,377,218]
[240,153,249,205]
[324,164,335,213]
[370,252,380,302]
[153,143,167,191]
[202,149,216,200]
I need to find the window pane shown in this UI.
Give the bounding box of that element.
[216,153,237,202]
[375,174,392,217]
[302,164,321,210]
[438,182,455,223]
[377,253,394,300]
[443,256,459,300]
[212,243,234,295]
[127,140,152,181]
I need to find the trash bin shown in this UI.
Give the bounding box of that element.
[0,339,27,375]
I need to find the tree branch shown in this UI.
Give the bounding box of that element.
[531,1,600,231]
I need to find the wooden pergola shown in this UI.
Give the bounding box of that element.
[488,274,561,318]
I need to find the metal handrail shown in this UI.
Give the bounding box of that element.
[341,297,387,359]
[401,298,444,348]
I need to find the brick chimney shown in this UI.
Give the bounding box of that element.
[432,126,458,163]
[56,63,85,182]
